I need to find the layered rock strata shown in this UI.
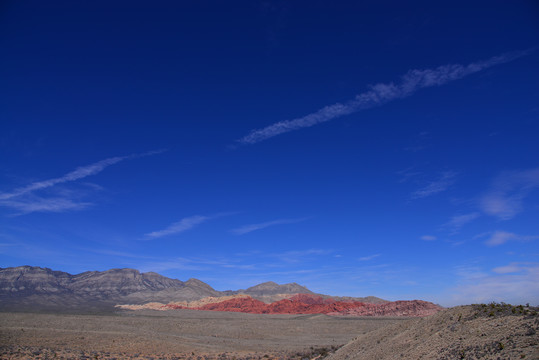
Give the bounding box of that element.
[118,294,442,317]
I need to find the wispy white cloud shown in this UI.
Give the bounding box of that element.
[485,231,519,246]
[478,230,539,247]
[492,263,524,274]
[138,259,210,273]
[0,196,91,214]
[450,263,539,305]
[144,212,237,239]
[420,235,437,241]
[0,237,82,264]
[83,248,158,260]
[443,212,480,233]
[411,171,458,199]
[234,248,331,261]
[0,242,17,254]
[0,150,163,201]
[222,264,257,270]
[359,254,381,261]
[145,215,212,239]
[404,131,431,152]
[274,249,330,257]
[480,168,539,220]
[0,150,165,214]
[137,249,329,277]
[237,50,530,145]
[231,217,308,235]
[256,248,333,265]
[0,157,125,201]
[397,167,422,183]
[140,255,251,273]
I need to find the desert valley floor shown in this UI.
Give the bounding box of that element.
[0,309,402,359]
[1,305,539,360]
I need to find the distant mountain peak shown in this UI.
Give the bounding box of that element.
[0,266,387,313]
[185,278,217,291]
[244,281,313,295]
[258,281,278,286]
[143,271,162,276]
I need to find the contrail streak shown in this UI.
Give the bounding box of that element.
[237,50,530,145]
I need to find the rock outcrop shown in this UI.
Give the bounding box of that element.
[186,294,441,316]
[325,304,539,359]
[242,281,313,296]
[0,266,219,311]
[119,293,443,317]
[1,266,426,316]
[117,294,253,311]
[329,299,442,317]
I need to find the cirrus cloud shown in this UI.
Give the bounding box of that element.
[231,217,308,235]
[0,150,165,215]
[475,230,539,247]
[237,50,529,145]
[480,168,539,220]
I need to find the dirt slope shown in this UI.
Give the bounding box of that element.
[326,304,539,360]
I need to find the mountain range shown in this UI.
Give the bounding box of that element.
[0,266,427,315]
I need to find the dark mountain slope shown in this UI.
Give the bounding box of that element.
[0,266,218,311]
[242,281,313,296]
[0,266,387,312]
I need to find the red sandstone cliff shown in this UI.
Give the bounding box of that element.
[165,293,443,317]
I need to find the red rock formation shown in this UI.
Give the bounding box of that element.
[185,294,442,317]
[198,296,268,313]
[267,298,320,314]
[288,293,335,305]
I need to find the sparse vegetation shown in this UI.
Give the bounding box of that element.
[472,302,539,318]
[2,304,538,360]
[0,346,342,360]
[324,304,539,360]
[0,311,392,360]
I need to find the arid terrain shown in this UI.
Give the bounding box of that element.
[0,266,389,313]
[327,303,539,360]
[1,304,538,360]
[118,294,441,317]
[0,309,405,359]
[1,266,538,359]
[0,266,440,317]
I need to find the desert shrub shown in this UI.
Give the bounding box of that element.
[472,302,539,318]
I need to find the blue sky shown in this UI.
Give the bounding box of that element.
[1,1,538,306]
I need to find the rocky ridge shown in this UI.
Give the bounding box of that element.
[116,295,253,311]
[118,293,443,317]
[0,266,391,313]
[0,266,216,311]
[326,303,539,359]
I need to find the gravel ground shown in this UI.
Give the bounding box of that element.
[0,309,405,359]
[326,304,539,360]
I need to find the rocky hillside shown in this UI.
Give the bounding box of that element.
[228,283,387,305]
[119,293,443,317]
[0,266,187,295]
[242,281,313,296]
[0,266,386,312]
[0,266,219,311]
[326,303,539,359]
